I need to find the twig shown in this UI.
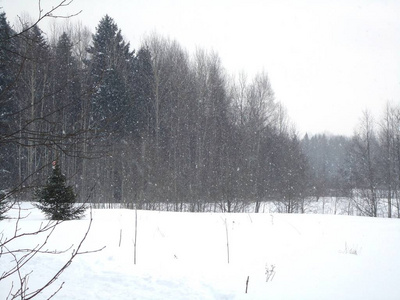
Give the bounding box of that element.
[225,218,230,264]
[134,208,138,264]
[1,205,104,299]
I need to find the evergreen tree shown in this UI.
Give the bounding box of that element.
[0,11,18,190]
[52,32,81,133]
[16,24,52,187]
[35,161,85,220]
[132,46,155,137]
[84,15,136,203]
[50,32,83,167]
[92,67,129,137]
[86,15,135,138]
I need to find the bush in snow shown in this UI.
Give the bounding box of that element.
[265,263,276,282]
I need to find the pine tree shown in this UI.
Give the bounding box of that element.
[35,161,85,220]
[0,11,19,190]
[84,15,136,203]
[132,46,155,137]
[15,24,52,188]
[52,32,81,134]
[86,15,135,137]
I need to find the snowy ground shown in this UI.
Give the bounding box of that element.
[1,202,400,299]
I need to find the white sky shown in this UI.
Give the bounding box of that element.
[2,0,400,136]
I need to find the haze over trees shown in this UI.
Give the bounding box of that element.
[1,9,400,217]
[301,103,400,218]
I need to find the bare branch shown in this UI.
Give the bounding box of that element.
[9,0,82,40]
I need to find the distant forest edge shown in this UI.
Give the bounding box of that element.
[1,9,400,217]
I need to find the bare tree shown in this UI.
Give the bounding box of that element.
[243,71,276,212]
[378,103,397,217]
[348,111,380,217]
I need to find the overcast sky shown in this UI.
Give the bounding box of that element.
[2,0,400,136]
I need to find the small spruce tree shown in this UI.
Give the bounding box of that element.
[35,161,85,220]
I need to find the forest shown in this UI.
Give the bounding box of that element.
[1,9,400,217]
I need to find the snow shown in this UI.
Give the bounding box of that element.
[2,202,400,299]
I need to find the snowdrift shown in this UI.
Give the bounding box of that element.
[1,203,400,299]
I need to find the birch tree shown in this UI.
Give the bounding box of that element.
[348,111,380,217]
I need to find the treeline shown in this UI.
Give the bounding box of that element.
[302,106,400,218]
[2,11,400,216]
[346,108,400,217]
[0,13,309,212]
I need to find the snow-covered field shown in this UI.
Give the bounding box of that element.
[1,202,400,299]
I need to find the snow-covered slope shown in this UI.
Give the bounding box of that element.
[1,203,400,299]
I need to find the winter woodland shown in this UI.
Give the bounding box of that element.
[1,1,400,299]
[1,8,399,217]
